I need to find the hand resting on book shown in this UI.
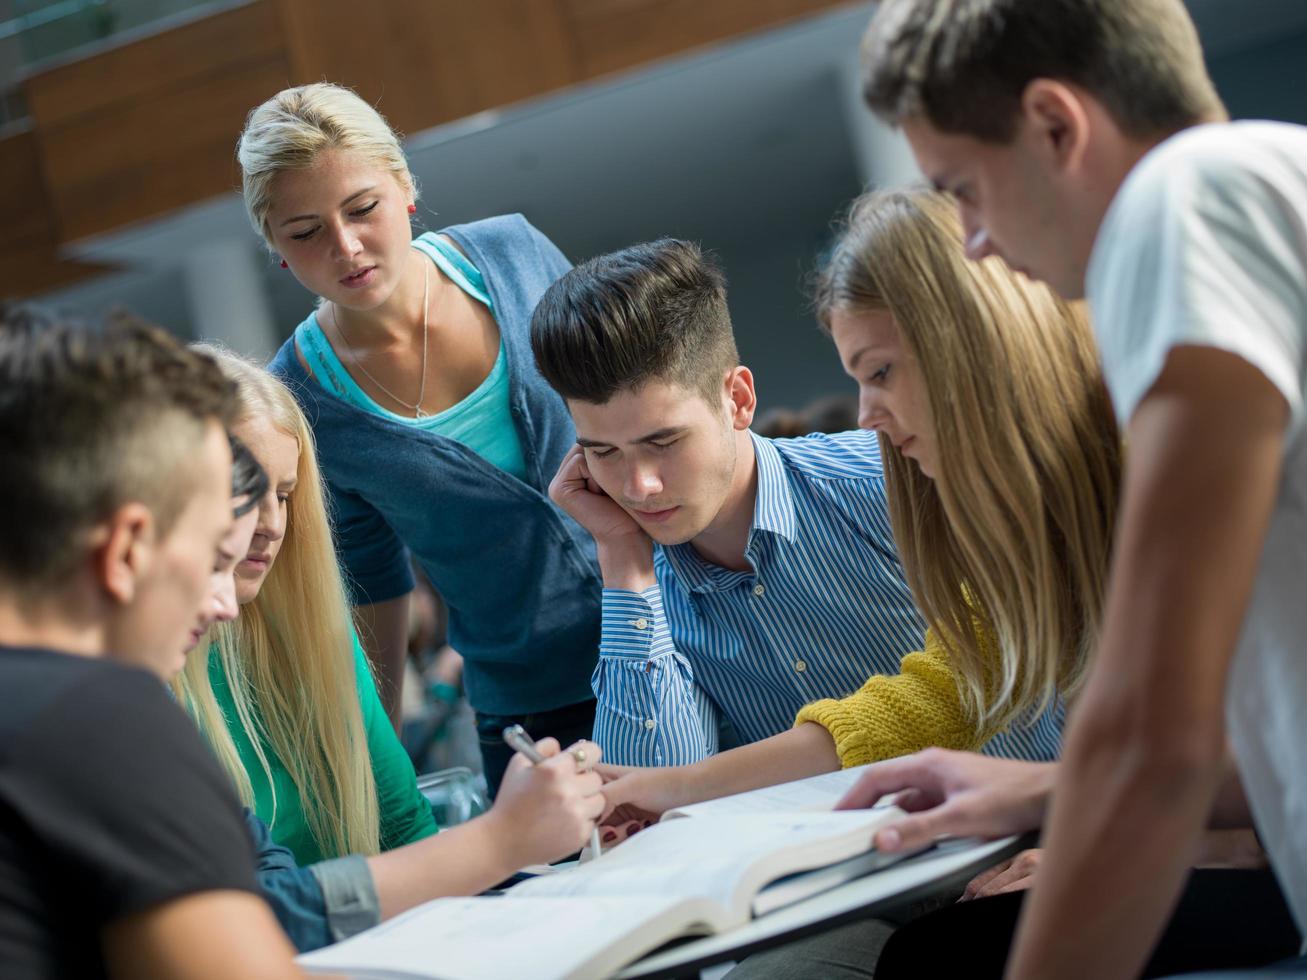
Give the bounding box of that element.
[597,760,696,823]
[835,748,1056,853]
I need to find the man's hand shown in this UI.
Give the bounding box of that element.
[549,446,655,591]
[834,748,1055,853]
[550,445,645,545]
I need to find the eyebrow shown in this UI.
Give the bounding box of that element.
[576,426,687,449]
[279,187,375,226]
[849,346,894,372]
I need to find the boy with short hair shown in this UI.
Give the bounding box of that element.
[836,1,1307,975]
[531,238,1063,768]
[0,307,301,979]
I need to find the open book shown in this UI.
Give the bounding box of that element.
[298,767,905,980]
[662,762,882,819]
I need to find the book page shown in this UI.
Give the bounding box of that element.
[511,809,900,922]
[298,894,702,980]
[663,764,891,819]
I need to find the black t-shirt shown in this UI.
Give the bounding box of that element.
[0,647,259,980]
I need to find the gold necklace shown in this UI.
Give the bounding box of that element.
[327,256,431,417]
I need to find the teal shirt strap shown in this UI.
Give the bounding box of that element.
[293,234,528,480]
[351,632,440,847]
[294,233,491,418]
[411,232,493,308]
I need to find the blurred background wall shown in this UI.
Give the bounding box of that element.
[3,0,1306,413]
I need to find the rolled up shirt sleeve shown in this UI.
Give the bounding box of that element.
[308,855,381,946]
[591,585,720,766]
[245,807,380,953]
[794,630,986,768]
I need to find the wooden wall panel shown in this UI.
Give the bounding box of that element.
[36,58,293,242]
[0,127,51,246]
[560,0,850,80]
[13,0,849,268]
[23,2,285,129]
[274,0,580,138]
[0,128,113,297]
[23,1,293,243]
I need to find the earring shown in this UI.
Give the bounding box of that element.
[280,259,288,269]
[407,204,417,215]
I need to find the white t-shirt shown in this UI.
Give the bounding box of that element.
[1087,120,1307,933]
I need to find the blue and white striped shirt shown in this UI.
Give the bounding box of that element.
[592,430,1065,766]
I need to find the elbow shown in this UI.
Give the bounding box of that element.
[1066,688,1228,796]
[1127,728,1228,800]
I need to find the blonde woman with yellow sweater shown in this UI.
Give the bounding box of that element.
[600,186,1121,820]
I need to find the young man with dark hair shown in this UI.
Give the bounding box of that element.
[831,1,1307,976]
[532,239,1063,770]
[0,307,302,979]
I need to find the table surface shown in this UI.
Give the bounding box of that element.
[617,835,1027,980]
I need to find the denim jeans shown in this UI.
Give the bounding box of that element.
[475,698,597,797]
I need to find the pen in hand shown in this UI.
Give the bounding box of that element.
[502,724,604,863]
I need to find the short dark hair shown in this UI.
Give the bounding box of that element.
[862,0,1225,142]
[229,435,268,518]
[0,305,236,592]
[531,239,739,405]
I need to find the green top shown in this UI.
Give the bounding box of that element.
[205,630,438,864]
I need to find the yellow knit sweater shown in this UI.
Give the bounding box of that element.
[795,627,996,767]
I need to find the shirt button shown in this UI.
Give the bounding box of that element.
[752,583,766,597]
[794,660,807,673]
[633,617,649,630]
[644,718,657,730]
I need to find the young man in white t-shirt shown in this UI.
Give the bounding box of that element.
[823,1,1307,977]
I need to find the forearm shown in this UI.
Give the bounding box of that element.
[1007,692,1226,979]
[353,593,412,732]
[674,723,841,807]
[596,539,656,592]
[367,817,518,921]
[1008,349,1286,979]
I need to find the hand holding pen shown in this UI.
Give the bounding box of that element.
[489,726,606,869]
[503,725,605,863]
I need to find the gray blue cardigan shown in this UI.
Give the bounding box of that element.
[268,214,600,716]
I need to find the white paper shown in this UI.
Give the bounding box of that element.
[663,764,889,819]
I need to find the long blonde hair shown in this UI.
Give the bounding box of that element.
[237,82,416,247]
[175,344,381,857]
[816,187,1121,732]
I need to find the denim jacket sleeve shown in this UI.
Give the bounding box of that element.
[244,809,380,952]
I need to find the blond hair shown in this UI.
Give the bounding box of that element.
[174,344,381,858]
[816,187,1121,732]
[237,82,417,246]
